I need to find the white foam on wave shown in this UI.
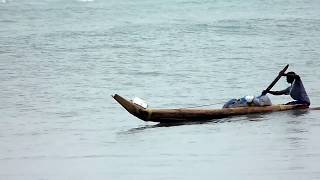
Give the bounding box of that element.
[2,0,13,3]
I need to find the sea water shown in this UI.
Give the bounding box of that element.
[1,0,320,179]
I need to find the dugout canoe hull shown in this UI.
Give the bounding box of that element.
[112,94,309,123]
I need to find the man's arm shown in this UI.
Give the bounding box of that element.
[267,87,291,95]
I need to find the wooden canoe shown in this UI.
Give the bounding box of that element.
[112,94,314,123]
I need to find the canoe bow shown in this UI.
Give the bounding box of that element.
[112,94,150,121]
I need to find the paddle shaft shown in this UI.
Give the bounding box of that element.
[262,64,289,96]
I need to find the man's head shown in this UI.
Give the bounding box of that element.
[286,71,296,84]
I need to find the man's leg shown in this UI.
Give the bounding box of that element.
[285,100,309,106]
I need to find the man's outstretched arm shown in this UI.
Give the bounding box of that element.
[263,87,290,96]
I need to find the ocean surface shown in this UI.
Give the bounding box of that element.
[1,0,320,179]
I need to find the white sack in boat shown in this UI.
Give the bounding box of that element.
[132,97,148,109]
[223,95,272,108]
[253,95,272,106]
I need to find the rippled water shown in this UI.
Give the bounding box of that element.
[1,0,320,179]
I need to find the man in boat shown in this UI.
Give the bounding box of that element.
[262,71,310,106]
[223,95,272,108]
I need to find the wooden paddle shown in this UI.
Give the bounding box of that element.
[261,64,289,96]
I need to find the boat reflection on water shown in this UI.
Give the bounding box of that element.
[120,112,271,134]
[289,109,310,117]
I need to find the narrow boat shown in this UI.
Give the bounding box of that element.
[112,94,316,123]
